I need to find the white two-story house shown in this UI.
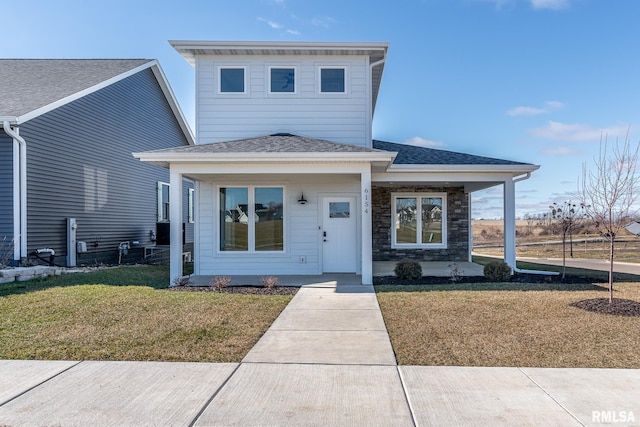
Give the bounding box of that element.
[134,41,539,285]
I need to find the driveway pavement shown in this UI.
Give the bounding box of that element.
[1,277,639,426]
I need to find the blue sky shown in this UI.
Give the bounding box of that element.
[4,0,639,219]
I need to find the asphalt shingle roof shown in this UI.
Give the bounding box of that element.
[0,59,152,117]
[373,140,532,166]
[146,133,384,154]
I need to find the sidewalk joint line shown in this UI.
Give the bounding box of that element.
[187,362,242,427]
[0,360,83,407]
[396,367,418,427]
[517,367,586,427]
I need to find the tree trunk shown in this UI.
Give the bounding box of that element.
[562,234,566,280]
[609,238,614,304]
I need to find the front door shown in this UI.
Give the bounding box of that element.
[322,196,357,272]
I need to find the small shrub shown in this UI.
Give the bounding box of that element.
[483,261,512,282]
[261,275,278,288]
[0,236,15,268]
[448,262,464,283]
[211,275,231,291]
[172,275,191,287]
[394,259,422,281]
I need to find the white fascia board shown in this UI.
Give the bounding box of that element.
[0,116,17,124]
[16,61,157,125]
[373,170,531,183]
[169,40,389,66]
[386,164,539,174]
[148,62,195,145]
[171,162,371,175]
[133,151,395,165]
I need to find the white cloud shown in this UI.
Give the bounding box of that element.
[311,16,337,28]
[506,100,564,116]
[403,136,445,148]
[286,29,301,35]
[257,17,282,29]
[530,0,570,10]
[539,146,582,156]
[530,121,630,142]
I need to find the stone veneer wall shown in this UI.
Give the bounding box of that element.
[372,184,469,261]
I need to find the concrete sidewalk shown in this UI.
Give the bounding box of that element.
[0,278,639,426]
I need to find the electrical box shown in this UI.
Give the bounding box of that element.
[77,241,87,253]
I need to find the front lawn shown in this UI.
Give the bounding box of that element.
[0,266,293,362]
[376,281,640,368]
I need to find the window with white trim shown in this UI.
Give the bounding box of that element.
[219,66,246,93]
[220,186,284,252]
[319,66,346,93]
[392,193,446,248]
[188,188,195,223]
[157,182,170,222]
[269,67,295,93]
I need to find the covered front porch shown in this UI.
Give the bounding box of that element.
[186,261,485,287]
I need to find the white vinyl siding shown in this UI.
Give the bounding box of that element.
[197,55,370,146]
[196,175,360,275]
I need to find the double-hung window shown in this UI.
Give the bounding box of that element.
[157,182,170,222]
[220,186,284,252]
[392,193,447,248]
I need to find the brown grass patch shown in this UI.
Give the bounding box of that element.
[376,282,640,368]
[0,268,292,362]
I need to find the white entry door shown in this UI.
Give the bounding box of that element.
[322,196,357,272]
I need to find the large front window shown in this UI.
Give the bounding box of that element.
[392,193,446,248]
[220,186,284,252]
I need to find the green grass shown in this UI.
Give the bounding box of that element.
[0,266,292,362]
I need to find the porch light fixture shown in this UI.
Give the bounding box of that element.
[297,192,308,205]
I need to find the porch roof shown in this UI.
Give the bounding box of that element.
[133,133,397,169]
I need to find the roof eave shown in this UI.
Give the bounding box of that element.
[133,150,396,167]
[387,164,540,173]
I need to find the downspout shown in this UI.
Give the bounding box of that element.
[509,172,558,275]
[368,53,387,145]
[2,121,27,261]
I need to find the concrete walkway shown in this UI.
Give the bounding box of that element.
[1,278,639,426]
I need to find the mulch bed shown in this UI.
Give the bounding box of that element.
[373,272,593,286]
[166,285,299,295]
[570,298,640,317]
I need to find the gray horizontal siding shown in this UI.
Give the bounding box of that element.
[20,68,191,264]
[0,132,13,261]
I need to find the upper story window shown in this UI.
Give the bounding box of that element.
[269,67,295,93]
[219,67,246,93]
[319,67,346,93]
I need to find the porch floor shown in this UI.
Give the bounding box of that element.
[372,261,484,277]
[186,262,484,287]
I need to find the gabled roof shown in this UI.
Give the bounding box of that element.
[0,59,194,144]
[373,140,537,170]
[169,40,388,114]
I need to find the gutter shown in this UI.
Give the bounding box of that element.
[507,172,558,276]
[2,121,27,261]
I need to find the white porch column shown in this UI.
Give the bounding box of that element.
[361,168,372,285]
[503,179,516,271]
[169,168,183,285]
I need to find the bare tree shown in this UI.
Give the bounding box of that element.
[578,132,640,303]
[549,201,586,279]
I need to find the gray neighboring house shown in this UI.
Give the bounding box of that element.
[0,59,195,266]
